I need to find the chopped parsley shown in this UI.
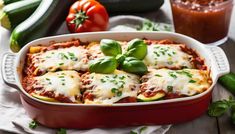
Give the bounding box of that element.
[62,83,65,86]
[68,52,75,57]
[58,53,68,60]
[111,88,118,93]
[70,57,78,61]
[177,70,192,78]
[29,120,38,129]
[154,51,160,57]
[189,80,196,83]
[100,79,106,83]
[59,63,64,66]
[168,72,177,78]
[119,76,125,80]
[167,86,173,92]
[57,128,66,134]
[167,61,174,65]
[172,51,176,54]
[117,91,122,97]
[155,74,162,77]
[45,78,50,81]
[140,126,147,133]
[59,76,64,78]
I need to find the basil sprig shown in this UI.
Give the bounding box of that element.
[208,97,235,125]
[89,38,148,75]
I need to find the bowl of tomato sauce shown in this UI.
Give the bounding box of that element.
[170,0,233,45]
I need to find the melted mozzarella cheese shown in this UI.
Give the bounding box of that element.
[32,46,89,73]
[143,44,194,69]
[83,70,140,104]
[33,71,81,102]
[141,69,211,96]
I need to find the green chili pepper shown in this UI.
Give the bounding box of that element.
[100,39,122,56]
[120,57,147,75]
[89,56,117,74]
[125,38,147,60]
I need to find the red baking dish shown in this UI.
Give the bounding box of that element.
[1,31,230,129]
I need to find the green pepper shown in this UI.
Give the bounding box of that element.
[89,56,117,74]
[100,39,122,56]
[125,38,147,60]
[120,57,147,75]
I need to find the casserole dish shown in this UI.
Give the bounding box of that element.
[1,32,230,129]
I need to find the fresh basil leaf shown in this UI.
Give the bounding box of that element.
[89,56,117,74]
[120,57,147,75]
[125,38,147,60]
[100,39,122,56]
[208,100,230,117]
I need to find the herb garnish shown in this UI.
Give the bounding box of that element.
[189,80,196,83]
[155,74,162,77]
[167,86,173,92]
[169,72,177,78]
[59,63,64,66]
[29,120,38,129]
[57,128,67,134]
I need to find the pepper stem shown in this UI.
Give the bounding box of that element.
[70,10,89,29]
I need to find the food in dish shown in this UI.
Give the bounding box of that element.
[22,38,212,104]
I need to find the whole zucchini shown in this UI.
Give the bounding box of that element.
[0,0,22,9]
[0,0,41,30]
[10,0,74,52]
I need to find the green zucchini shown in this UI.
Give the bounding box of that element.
[10,0,74,52]
[219,72,235,95]
[137,92,165,102]
[0,0,41,30]
[0,0,22,9]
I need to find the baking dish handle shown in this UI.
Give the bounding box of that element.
[206,46,230,77]
[1,52,20,90]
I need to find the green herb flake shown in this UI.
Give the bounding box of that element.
[117,91,122,97]
[130,130,138,134]
[45,78,50,81]
[57,128,67,134]
[176,70,192,78]
[169,72,177,78]
[189,80,196,83]
[46,56,51,58]
[173,51,176,55]
[119,76,125,80]
[59,76,64,78]
[140,126,147,133]
[101,79,106,83]
[61,79,65,81]
[154,51,160,57]
[113,75,118,79]
[167,86,173,92]
[59,63,64,66]
[168,53,172,56]
[29,120,38,129]
[49,82,52,85]
[68,52,75,57]
[62,83,65,86]
[70,57,78,61]
[111,88,118,93]
[155,74,162,77]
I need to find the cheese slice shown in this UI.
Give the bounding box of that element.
[31,46,89,73]
[140,69,212,96]
[33,71,81,103]
[143,44,194,69]
[82,70,140,104]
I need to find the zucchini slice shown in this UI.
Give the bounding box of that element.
[137,92,165,102]
[0,0,41,30]
[31,93,57,102]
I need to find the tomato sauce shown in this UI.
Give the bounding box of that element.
[171,0,233,44]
